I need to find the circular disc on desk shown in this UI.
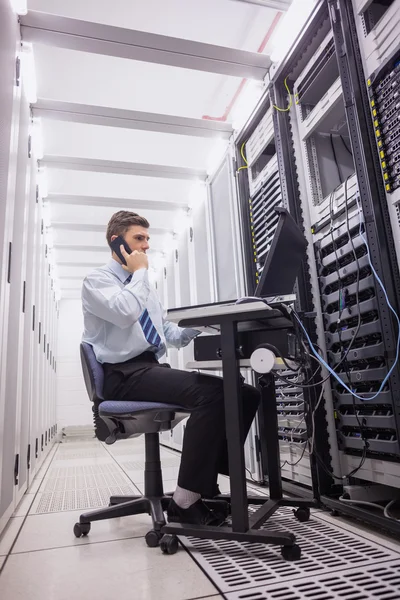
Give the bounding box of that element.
[250,347,275,373]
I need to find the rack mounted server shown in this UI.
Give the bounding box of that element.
[238,98,312,491]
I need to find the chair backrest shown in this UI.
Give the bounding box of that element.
[80,342,104,403]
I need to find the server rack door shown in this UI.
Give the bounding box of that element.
[173,230,192,450]
[41,259,50,458]
[22,169,38,485]
[0,1,21,532]
[191,195,214,305]
[0,80,27,521]
[165,249,179,370]
[208,152,246,302]
[177,229,194,370]
[208,151,263,482]
[10,88,33,506]
[28,194,41,479]
[31,198,45,470]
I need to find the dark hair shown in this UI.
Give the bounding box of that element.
[106,211,150,247]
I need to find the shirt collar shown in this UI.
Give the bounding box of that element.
[107,258,131,284]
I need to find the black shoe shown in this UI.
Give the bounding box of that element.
[167,498,226,527]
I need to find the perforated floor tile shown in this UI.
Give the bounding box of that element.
[180,507,400,594]
[50,457,115,469]
[120,456,181,470]
[31,463,140,513]
[53,449,108,460]
[42,468,130,492]
[32,485,139,513]
[224,560,400,599]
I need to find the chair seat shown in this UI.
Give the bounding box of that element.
[99,400,188,416]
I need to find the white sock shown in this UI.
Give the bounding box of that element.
[173,485,201,509]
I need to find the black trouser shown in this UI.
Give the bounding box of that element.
[103,352,261,497]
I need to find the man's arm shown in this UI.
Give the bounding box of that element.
[82,268,150,329]
[159,301,199,348]
[163,320,200,348]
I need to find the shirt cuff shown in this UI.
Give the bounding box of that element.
[184,328,201,339]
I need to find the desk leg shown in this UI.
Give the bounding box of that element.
[258,375,282,501]
[220,321,249,533]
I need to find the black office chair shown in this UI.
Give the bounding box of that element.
[74,343,228,554]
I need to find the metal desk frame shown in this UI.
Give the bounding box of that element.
[162,305,318,560]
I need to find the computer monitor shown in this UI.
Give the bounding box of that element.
[254,207,307,298]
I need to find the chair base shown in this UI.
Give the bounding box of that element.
[79,495,172,532]
[73,432,231,549]
[77,494,231,532]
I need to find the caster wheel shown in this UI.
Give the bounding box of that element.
[145,530,162,548]
[293,508,310,522]
[330,509,339,517]
[160,534,179,555]
[73,522,91,538]
[281,544,301,561]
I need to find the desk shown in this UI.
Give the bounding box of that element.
[162,302,317,560]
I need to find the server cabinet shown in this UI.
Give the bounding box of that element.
[234,80,325,496]
[160,190,218,452]
[2,82,32,513]
[207,151,264,483]
[19,150,38,491]
[0,1,22,531]
[327,0,400,501]
[256,0,400,532]
[0,1,57,536]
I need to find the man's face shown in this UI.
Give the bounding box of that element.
[111,225,150,256]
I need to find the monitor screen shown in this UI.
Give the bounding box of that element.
[254,207,307,298]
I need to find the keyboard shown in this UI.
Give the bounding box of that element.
[167,295,296,326]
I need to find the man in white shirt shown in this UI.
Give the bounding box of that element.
[82,210,260,526]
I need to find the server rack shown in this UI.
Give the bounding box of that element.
[0,0,58,535]
[254,0,400,534]
[234,86,322,498]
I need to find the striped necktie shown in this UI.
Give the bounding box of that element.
[125,274,161,348]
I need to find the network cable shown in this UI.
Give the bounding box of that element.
[337,179,368,463]
[272,76,293,112]
[237,142,249,173]
[330,134,343,184]
[290,197,400,402]
[383,499,400,521]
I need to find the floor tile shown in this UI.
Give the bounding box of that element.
[124,466,180,485]
[49,457,115,469]
[12,494,35,518]
[0,556,5,569]
[0,537,218,600]
[315,509,400,554]
[135,479,177,494]
[28,476,44,494]
[217,475,267,497]
[0,518,24,556]
[12,509,156,554]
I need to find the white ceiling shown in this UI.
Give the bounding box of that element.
[25,0,292,298]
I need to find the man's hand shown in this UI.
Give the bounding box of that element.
[121,246,148,273]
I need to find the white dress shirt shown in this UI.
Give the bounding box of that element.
[81,259,199,364]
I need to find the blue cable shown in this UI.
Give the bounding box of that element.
[294,197,400,401]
